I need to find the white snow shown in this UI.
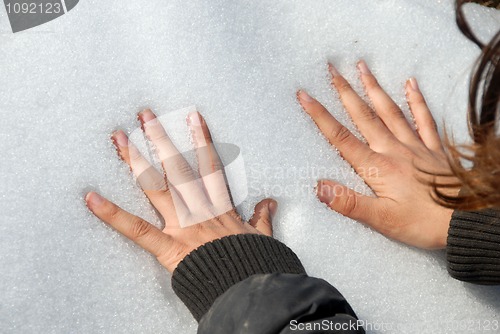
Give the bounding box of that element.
[1,0,499,333]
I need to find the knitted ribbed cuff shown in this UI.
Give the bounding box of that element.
[447,209,500,285]
[171,233,306,321]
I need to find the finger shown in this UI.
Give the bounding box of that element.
[357,60,420,146]
[316,179,383,229]
[328,63,396,151]
[248,198,277,236]
[406,78,444,153]
[112,130,183,224]
[138,109,211,213]
[297,90,378,176]
[187,111,233,213]
[85,191,174,258]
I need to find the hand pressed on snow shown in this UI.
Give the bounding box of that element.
[297,61,458,249]
[85,109,277,272]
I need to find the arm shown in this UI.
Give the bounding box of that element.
[173,234,364,334]
[447,209,500,285]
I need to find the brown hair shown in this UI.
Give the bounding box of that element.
[430,0,500,210]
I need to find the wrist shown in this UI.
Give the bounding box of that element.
[171,233,306,321]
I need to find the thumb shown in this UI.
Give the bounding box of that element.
[316,179,379,225]
[248,198,277,236]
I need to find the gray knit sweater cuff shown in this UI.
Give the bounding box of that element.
[171,234,306,321]
[447,209,500,285]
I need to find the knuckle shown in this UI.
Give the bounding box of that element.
[259,215,272,227]
[336,81,353,94]
[155,133,171,146]
[364,77,380,90]
[145,125,169,145]
[137,169,167,192]
[200,150,224,174]
[106,203,121,221]
[359,104,378,121]
[225,209,242,222]
[337,192,358,216]
[150,175,168,192]
[328,125,351,145]
[209,160,224,173]
[168,157,193,177]
[387,106,406,119]
[175,158,191,173]
[306,104,325,118]
[409,95,428,109]
[128,148,143,164]
[194,129,212,146]
[131,219,152,239]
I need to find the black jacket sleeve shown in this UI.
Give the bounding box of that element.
[171,233,364,334]
[447,208,500,285]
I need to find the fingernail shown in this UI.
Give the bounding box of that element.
[297,90,314,102]
[328,63,340,78]
[408,77,419,92]
[138,109,155,123]
[85,192,104,208]
[112,130,128,147]
[187,112,202,126]
[316,181,335,205]
[357,60,371,75]
[268,200,278,218]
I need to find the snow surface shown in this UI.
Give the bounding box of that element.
[1,0,500,333]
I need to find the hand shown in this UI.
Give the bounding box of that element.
[85,109,277,272]
[297,61,458,249]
